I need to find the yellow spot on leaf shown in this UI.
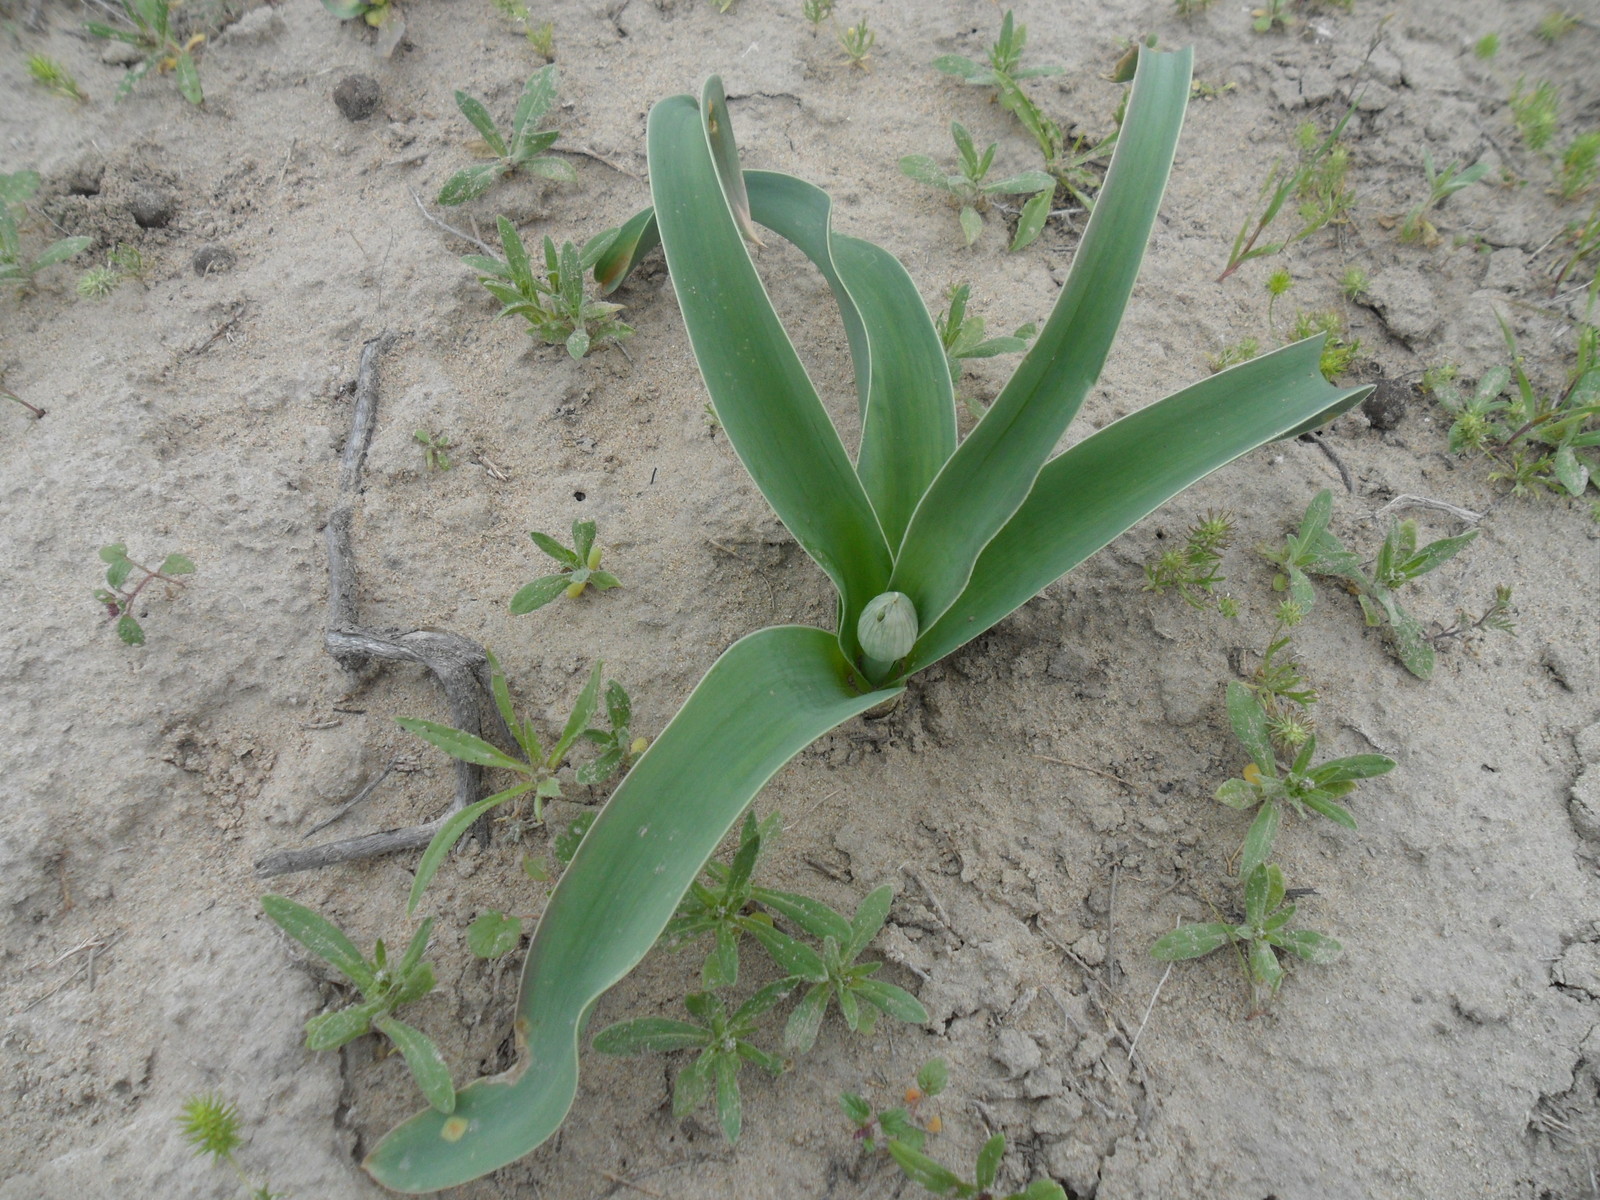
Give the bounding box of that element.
[441,1117,469,1143]
[1243,763,1262,784]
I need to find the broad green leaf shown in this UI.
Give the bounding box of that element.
[987,170,1056,195]
[31,236,91,271]
[932,53,983,79]
[1250,939,1284,992]
[853,977,928,1024]
[0,171,41,206]
[550,661,603,763]
[398,917,434,978]
[745,922,826,982]
[454,91,507,157]
[703,923,739,987]
[700,77,759,246]
[1239,800,1281,882]
[784,980,832,1054]
[1299,792,1357,829]
[396,717,527,774]
[531,529,580,565]
[375,1017,456,1113]
[841,1092,872,1125]
[437,164,506,207]
[1011,189,1051,252]
[1310,754,1396,785]
[977,1132,1006,1190]
[1244,862,1284,927]
[406,784,531,914]
[116,615,145,645]
[1225,681,1275,774]
[643,93,893,652]
[262,895,376,992]
[734,975,803,1025]
[105,557,133,589]
[306,1000,385,1051]
[715,1050,742,1143]
[592,1018,707,1055]
[158,553,196,576]
[366,627,898,1190]
[174,50,202,106]
[1215,777,1258,810]
[909,338,1370,672]
[1554,445,1590,495]
[888,1140,965,1193]
[523,156,578,183]
[565,328,589,359]
[1399,530,1478,580]
[959,204,983,245]
[509,574,569,614]
[846,885,893,961]
[467,911,523,958]
[593,206,660,294]
[510,64,557,142]
[553,811,594,864]
[1150,922,1233,960]
[1389,604,1434,680]
[322,0,367,17]
[900,155,953,190]
[1270,928,1342,963]
[890,47,1195,635]
[752,887,851,943]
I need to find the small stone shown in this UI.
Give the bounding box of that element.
[993,1028,1043,1078]
[1366,269,1440,345]
[1361,379,1409,430]
[192,245,236,276]
[129,186,177,229]
[100,40,144,66]
[334,74,382,122]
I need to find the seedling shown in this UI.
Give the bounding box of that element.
[1293,120,1353,230]
[900,122,1055,248]
[1559,133,1600,202]
[935,282,1038,417]
[1214,682,1394,877]
[510,518,620,613]
[86,0,205,106]
[363,57,1370,1189]
[77,243,146,299]
[27,55,84,101]
[842,1058,947,1153]
[1143,510,1235,613]
[1555,199,1600,289]
[413,429,453,471]
[93,543,195,645]
[1174,0,1215,15]
[1537,10,1579,41]
[176,1094,284,1200]
[1340,266,1368,300]
[399,658,630,909]
[1510,78,1560,152]
[4,389,46,418]
[888,1132,1066,1200]
[437,66,575,206]
[593,982,794,1144]
[260,896,454,1113]
[464,219,629,358]
[1474,33,1500,59]
[1265,268,1293,332]
[994,72,1118,210]
[1218,104,1356,281]
[1208,337,1259,373]
[574,678,645,785]
[801,0,834,28]
[1398,150,1489,245]
[837,16,875,71]
[322,0,405,56]
[1431,584,1516,647]
[1252,0,1292,33]
[1288,310,1360,379]
[1151,862,1341,1012]
[931,9,1062,89]
[1,171,91,290]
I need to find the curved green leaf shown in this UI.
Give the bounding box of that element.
[908,337,1371,673]
[406,783,532,915]
[365,626,898,1191]
[890,47,1195,634]
[261,894,375,992]
[396,717,526,774]
[375,1017,456,1113]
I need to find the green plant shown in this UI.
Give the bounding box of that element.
[996,72,1119,210]
[1151,862,1341,1012]
[437,66,575,206]
[1556,199,1600,289]
[86,0,204,105]
[842,1058,947,1152]
[931,9,1062,89]
[1340,265,1368,299]
[1208,336,1259,373]
[1293,121,1354,229]
[1175,0,1215,15]
[489,0,552,55]
[414,429,453,470]
[1288,309,1360,378]
[397,658,628,902]
[322,0,405,54]
[27,54,84,101]
[1213,682,1394,878]
[888,1132,1066,1200]
[801,0,834,28]
[935,282,1038,417]
[1252,0,1292,33]
[1143,510,1235,612]
[1474,32,1500,59]
[260,896,453,1112]
[177,1095,285,1200]
[1511,78,1560,152]
[838,16,874,70]
[594,981,793,1144]
[1558,133,1600,202]
[93,543,195,645]
[464,219,629,357]
[1,171,91,290]
[1536,9,1578,41]
[362,57,1369,1190]
[1398,150,1489,244]
[901,123,1056,249]
[1265,267,1293,331]
[510,518,620,612]
[76,243,145,299]
[4,389,46,418]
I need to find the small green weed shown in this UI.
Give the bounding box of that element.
[1286,310,1359,379]
[438,66,574,206]
[86,0,205,105]
[1474,32,1500,59]
[511,518,620,612]
[1340,265,1368,300]
[260,896,454,1112]
[1511,78,1560,152]
[1558,133,1600,202]
[77,243,146,298]
[801,0,834,28]
[1293,120,1354,230]
[901,123,1056,249]
[837,16,874,70]
[1151,862,1341,1013]
[177,1094,285,1200]
[1175,0,1215,15]
[935,283,1037,418]
[1251,0,1293,33]
[1,171,91,290]
[1398,150,1489,244]
[1536,10,1578,41]
[842,1058,947,1152]
[465,220,629,357]
[27,54,84,101]
[1143,510,1236,614]
[93,543,195,645]
[413,429,453,471]
[489,0,552,55]
[1265,267,1293,331]
[1208,337,1260,373]
[322,0,405,54]
[888,1132,1066,1200]
[932,9,1061,88]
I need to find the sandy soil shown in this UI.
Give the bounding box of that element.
[3,0,1600,1197]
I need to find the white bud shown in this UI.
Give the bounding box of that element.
[857,591,918,663]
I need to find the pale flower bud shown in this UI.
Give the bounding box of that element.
[857,591,918,663]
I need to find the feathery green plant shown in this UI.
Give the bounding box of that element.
[363,53,1369,1190]
[438,66,574,205]
[27,54,85,101]
[177,1095,285,1199]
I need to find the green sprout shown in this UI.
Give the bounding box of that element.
[437,66,575,206]
[888,1131,1067,1200]
[842,1058,947,1153]
[900,122,1056,249]
[1288,310,1360,379]
[260,897,453,1113]
[177,1095,285,1200]
[1474,32,1500,58]
[1265,267,1293,330]
[27,54,85,101]
[1,171,91,291]
[1174,0,1215,16]
[1559,133,1600,202]
[1213,681,1394,878]
[413,429,453,471]
[1143,510,1235,613]
[511,519,620,612]
[1399,150,1489,244]
[322,0,405,54]
[1151,862,1342,1012]
[837,16,875,71]
[1340,265,1368,300]
[76,243,145,299]
[935,282,1038,418]
[1251,0,1292,33]
[594,982,794,1144]
[86,0,204,105]
[92,543,195,646]
[488,0,552,54]
[464,219,629,358]
[1536,10,1578,41]
[801,0,834,27]
[931,9,1062,89]
[1208,336,1259,373]
[1510,78,1560,151]
[362,56,1371,1190]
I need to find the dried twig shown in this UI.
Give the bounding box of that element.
[1372,494,1483,524]
[1030,753,1134,790]
[409,189,496,255]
